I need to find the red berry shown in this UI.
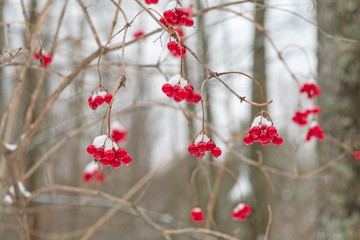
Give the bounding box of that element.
[178,15,188,25]
[145,0,152,4]
[354,151,360,160]
[261,124,268,132]
[177,88,188,99]
[116,148,127,159]
[272,136,283,146]
[89,102,98,110]
[105,150,116,161]
[185,18,194,26]
[162,83,173,94]
[207,141,216,151]
[122,154,132,165]
[164,10,175,21]
[110,159,121,168]
[87,145,97,155]
[190,208,204,222]
[88,96,94,104]
[104,93,113,104]
[266,126,277,137]
[249,126,261,138]
[95,95,105,105]
[243,135,254,145]
[188,144,197,154]
[211,147,222,158]
[197,142,208,153]
[259,132,268,142]
[191,92,201,104]
[173,96,183,102]
[94,148,105,159]
[101,159,110,166]
[261,140,271,146]
[167,41,178,51]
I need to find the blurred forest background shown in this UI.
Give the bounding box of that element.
[0,0,359,239]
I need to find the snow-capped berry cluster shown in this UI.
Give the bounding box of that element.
[306,122,324,141]
[111,121,128,143]
[145,0,158,4]
[88,91,113,110]
[188,132,222,158]
[167,41,186,57]
[86,135,132,168]
[3,182,31,204]
[34,51,52,68]
[243,116,283,146]
[190,207,204,222]
[300,82,321,99]
[160,2,194,28]
[232,203,251,221]
[292,107,320,126]
[83,162,105,184]
[162,74,201,103]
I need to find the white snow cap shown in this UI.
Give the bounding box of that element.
[310,120,319,127]
[191,207,202,212]
[4,181,31,204]
[92,135,107,148]
[179,77,188,88]
[233,203,245,213]
[92,91,107,100]
[165,1,177,10]
[168,74,181,86]
[251,116,272,128]
[84,161,99,173]
[194,133,210,145]
[112,121,125,130]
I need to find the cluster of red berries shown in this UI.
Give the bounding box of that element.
[133,30,145,39]
[162,74,201,103]
[111,121,128,143]
[354,151,360,160]
[88,91,113,110]
[188,133,222,158]
[82,162,105,184]
[145,0,158,4]
[167,41,186,57]
[34,51,52,68]
[86,135,132,168]
[305,123,324,141]
[243,116,283,146]
[300,82,321,99]
[190,208,204,222]
[160,6,194,28]
[292,107,320,126]
[232,203,251,221]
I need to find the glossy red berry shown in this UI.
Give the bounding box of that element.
[266,126,277,137]
[354,151,360,160]
[95,96,104,105]
[197,142,208,153]
[272,136,283,146]
[104,93,113,104]
[94,148,105,160]
[162,83,173,94]
[207,141,216,151]
[110,159,121,168]
[243,135,254,145]
[122,154,132,165]
[188,144,197,154]
[211,147,222,158]
[105,150,116,161]
[87,145,97,155]
[116,148,127,159]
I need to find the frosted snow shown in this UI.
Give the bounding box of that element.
[92,135,107,148]
[251,116,272,127]
[194,133,210,145]
[179,77,188,88]
[233,203,245,213]
[165,1,177,10]
[104,138,114,151]
[84,161,98,173]
[191,207,202,212]
[4,143,17,151]
[168,74,181,86]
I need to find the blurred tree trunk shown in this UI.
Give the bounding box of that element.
[247,3,271,239]
[317,1,360,239]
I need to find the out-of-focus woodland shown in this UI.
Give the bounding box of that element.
[0,0,359,239]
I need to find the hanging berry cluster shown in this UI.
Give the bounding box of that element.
[162,74,201,103]
[188,132,222,159]
[111,121,128,143]
[243,115,283,146]
[82,162,105,184]
[293,82,324,142]
[87,135,132,168]
[88,91,113,110]
[190,208,204,222]
[232,203,251,221]
[34,51,52,68]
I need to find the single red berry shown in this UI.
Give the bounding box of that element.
[101,159,110,166]
[104,93,113,104]
[116,148,127,159]
[191,92,201,103]
[188,144,197,154]
[145,0,152,4]
[249,126,261,138]
[177,88,188,100]
[89,102,98,110]
[105,150,116,161]
[197,142,208,153]
[243,135,254,145]
[83,172,92,183]
[178,15,188,25]
[122,154,132,165]
[185,18,194,26]
[173,96,183,102]
[87,145,97,155]
[164,10,176,21]
[261,140,271,146]
[212,147,222,158]
[110,159,121,168]
[266,126,277,137]
[259,133,268,142]
[95,95,105,105]
[162,83,173,94]
[272,136,283,146]
[167,41,178,51]
[94,148,105,159]
[88,96,94,104]
[159,18,168,27]
[207,141,216,151]
[354,151,360,160]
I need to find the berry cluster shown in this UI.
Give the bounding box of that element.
[133,30,145,39]
[305,123,324,141]
[82,162,105,184]
[162,74,201,103]
[88,91,113,110]
[354,151,360,160]
[111,121,128,143]
[160,4,194,28]
[34,51,52,68]
[190,207,204,222]
[86,135,132,168]
[243,116,283,146]
[167,41,186,57]
[188,132,222,158]
[232,203,251,221]
[292,107,320,126]
[145,0,158,4]
[300,82,321,99]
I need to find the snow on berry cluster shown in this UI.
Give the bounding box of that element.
[167,41,186,57]
[188,132,222,158]
[300,82,321,99]
[160,2,194,28]
[232,203,251,221]
[87,135,132,168]
[88,91,113,110]
[34,51,52,68]
[162,74,201,103]
[83,161,105,184]
[190,207,204,222]
[145,0,158,4]
[111,121,128,143]
[243,116,283,146]
[292,107,320,126]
